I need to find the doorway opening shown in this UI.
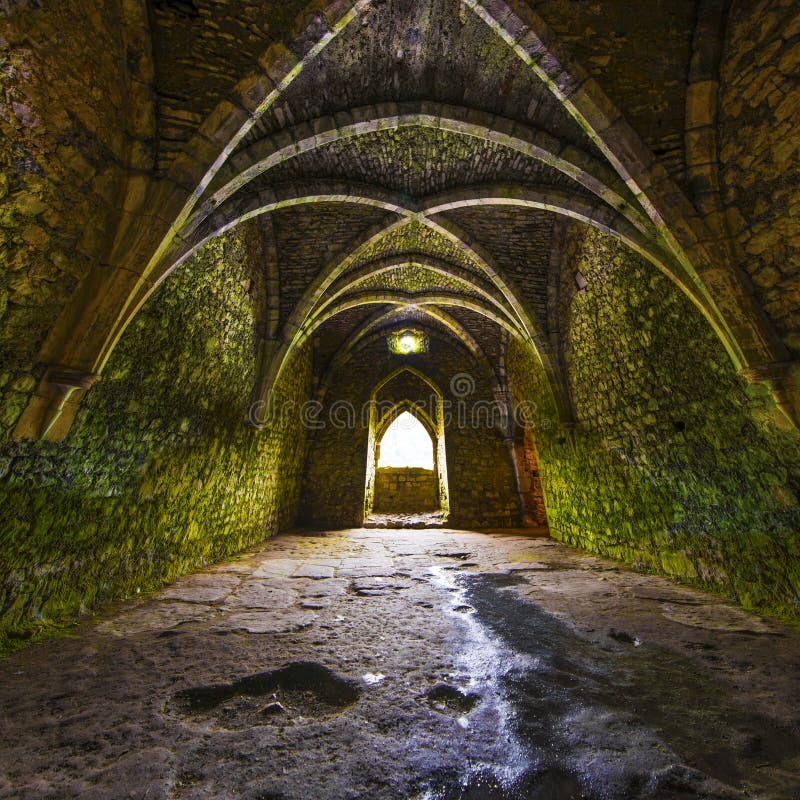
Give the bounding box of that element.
[377,411,434,469]
[364,368,449,524]
[374,411,438,512]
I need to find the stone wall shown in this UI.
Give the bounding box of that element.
[149,0,313,176]
[373,467,439,513]
[0,0,154,438]
[532,0,697,178]
[718,0,800,354]
[300,332,519,529]
[508,223,800,620]
[514,426,548,526]
[0,225,312,652]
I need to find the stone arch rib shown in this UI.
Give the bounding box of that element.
[13,0,375,441]
[461,0,789,375]
[200,102,647,236]
[308,255,516,330]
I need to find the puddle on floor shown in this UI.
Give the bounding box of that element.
[426,571,800,800]
[171,661,361,730]
[425,566,533,795]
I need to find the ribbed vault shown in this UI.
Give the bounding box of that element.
[12,0,799,443]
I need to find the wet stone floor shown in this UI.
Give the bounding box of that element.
[1,528,799,800]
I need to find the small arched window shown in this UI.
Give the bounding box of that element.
[377,411,434,469]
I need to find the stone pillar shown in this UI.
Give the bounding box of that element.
[740,361,800,429]
[13,367,100,442]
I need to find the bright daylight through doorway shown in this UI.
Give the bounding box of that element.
[377,412,434,469]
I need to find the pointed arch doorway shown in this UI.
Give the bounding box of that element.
[364,368,449,520]
[373,409,438,513]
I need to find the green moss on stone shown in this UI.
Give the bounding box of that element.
[0,226,312,653]
[508,225,800,622]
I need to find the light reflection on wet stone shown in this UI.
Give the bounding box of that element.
[1,528,798,800]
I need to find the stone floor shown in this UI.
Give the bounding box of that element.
[1,528,799,800]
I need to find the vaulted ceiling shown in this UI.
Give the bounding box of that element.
[13,0,797,441]
[141,0,710,412]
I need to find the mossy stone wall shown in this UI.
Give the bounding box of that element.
[0,1,153,437]
[0,227,311,651]
[508,224,800,620]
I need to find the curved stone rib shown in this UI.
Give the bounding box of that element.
[309,255,513,324]
[300,291,527,341]
[196,102,647,236]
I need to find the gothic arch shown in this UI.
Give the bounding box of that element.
[314,308,489,406]
[364,367,450,518]
[14,0,797,444]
